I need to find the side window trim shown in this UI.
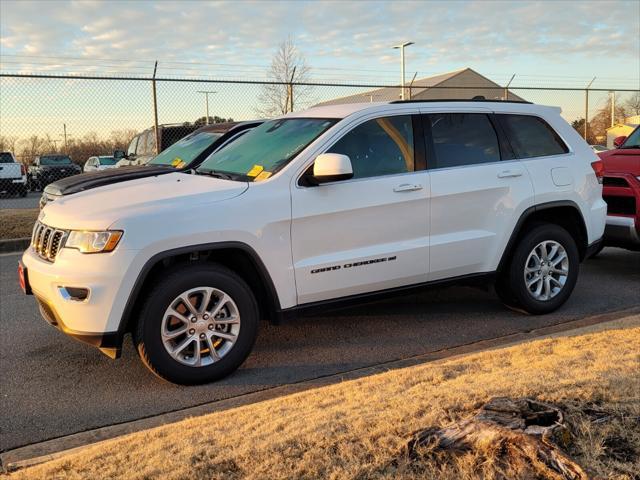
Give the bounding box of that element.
[412,115,427,172]
[488,114,516,161]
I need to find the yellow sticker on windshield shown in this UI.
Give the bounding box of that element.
[171,157,183,167]
[254,171,272,182]
[247,165,264,177]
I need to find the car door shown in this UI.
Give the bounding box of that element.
[423,111,535,280]
[290,113,430,305]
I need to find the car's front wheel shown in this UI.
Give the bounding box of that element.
[134,263,259,385]
[497,224,579,314]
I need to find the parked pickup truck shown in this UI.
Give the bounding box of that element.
[28,154,82,192]
[39,121,262,208]
[598,125,640,251]
[0,151,28,197]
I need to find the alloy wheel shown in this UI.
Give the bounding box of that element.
[160,287,241,367]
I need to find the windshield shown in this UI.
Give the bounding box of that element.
[150,131,222,167]
[41,155,71,165]
[621,127,640,148]
[98,157,117,165]
[196,118,337,181]
[0,152,14,163]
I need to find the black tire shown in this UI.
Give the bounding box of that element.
[496,224,579,315]
[133,263,259,385]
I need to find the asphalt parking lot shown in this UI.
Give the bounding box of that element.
[0,192,40,210]
[1,248,639,453]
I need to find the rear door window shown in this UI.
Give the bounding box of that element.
[427,113,500,169]
[498,114,568,159]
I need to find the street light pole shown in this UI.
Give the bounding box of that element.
[197,91,217,125]
[392,41,414,100]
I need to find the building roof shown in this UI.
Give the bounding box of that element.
[315,68,522,106]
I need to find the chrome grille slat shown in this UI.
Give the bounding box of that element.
[31,222,68,262]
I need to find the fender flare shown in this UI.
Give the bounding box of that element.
[117,241,281,339]
[497,200,587,272]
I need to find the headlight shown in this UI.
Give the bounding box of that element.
[65,230,123,253]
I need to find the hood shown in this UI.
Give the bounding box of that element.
[598,148,640,176]
[44,165,172,196]
[40,172,248,230]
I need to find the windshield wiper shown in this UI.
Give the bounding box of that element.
[195,169,235,180]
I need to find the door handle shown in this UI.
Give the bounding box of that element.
[497,170,523,178]
[393,183,423,192]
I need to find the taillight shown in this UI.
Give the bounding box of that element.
[20,164,26,175]
[591,160,604,184]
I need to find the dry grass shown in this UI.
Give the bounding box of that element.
[0,209,37,240]
[6,321,640,480]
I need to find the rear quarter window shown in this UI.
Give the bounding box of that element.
[0,152,15,163]
[498,114,568,159]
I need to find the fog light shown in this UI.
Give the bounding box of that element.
[59,286,90,302]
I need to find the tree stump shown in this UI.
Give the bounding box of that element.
[407,397,588,480]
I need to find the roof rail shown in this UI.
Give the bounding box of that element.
[389,98,533,105]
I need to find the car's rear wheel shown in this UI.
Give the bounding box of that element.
[497,224,579,314]
[133,263,259,385]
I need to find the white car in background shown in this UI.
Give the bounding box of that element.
[21,99,606,385]
[0,151,28,197]
[83,156,118,173]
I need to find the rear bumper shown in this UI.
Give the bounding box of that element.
[604,215,640,248]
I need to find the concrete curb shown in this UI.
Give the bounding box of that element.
[2,305,639,473]
[0,237,29,254]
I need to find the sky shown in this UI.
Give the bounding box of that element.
[1,0,639,142]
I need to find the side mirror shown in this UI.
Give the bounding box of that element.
[113,149,126,159]
[312,153,353,184]
[613,136,627,148]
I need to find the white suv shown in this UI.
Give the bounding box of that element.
[20,100,606,384]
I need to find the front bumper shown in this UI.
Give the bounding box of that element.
[604,215,640,249]
[21,245,141,358]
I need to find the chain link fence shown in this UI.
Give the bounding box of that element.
[1,72,638,197]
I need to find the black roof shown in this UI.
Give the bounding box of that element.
[389,98,532,105]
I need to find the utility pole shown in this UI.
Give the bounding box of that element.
[584,77,596,141]
[60,124,71,153]
[392,41,414,100]
[152,61,160,155]
[197,91,217,125]
[504,74,516,101]
[610,91,616,127]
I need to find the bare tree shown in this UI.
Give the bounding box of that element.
[623,91,640,116]
[0,135,18,153]
[256,38,313,117]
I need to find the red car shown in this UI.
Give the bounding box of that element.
[597,125,640,251]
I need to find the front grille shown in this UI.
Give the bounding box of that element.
[31,221,68,262]
[603,195,637,216]
[603,177,630,188]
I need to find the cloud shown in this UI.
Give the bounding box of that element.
[0,0,638,84]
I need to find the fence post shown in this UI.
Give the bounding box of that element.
[287,67,296,113]
[584,77,596,142]
[152,61,160,155]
